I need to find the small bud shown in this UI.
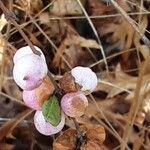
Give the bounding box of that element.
[71,66,98,93]
[13,45,46,64]
[23,76,54,110]
[61,92,88,117]
[34,110,65,136]
[13,54,48,90]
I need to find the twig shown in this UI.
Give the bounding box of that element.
[28,14,72,70]
[0,92,26,105]
[110,1,150,150]
[111,0,150,48]
[89,94,131,150]
[76,0,109,76]
[0,0,12,92]
[0,0,62,96]
[72,118,86,150]
[0,0,40,55]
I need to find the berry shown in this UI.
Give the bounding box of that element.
[13,54,48,90]
[34,110,65,136]
[71,66,98,92]
[61,92,88,117]
[13,45,46,64]
[23,76,54,110]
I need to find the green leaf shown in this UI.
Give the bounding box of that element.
[42,96,61,126]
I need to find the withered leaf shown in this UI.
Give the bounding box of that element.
[0,109,33,140]
[53,124,105,150]
[50,0,83,16]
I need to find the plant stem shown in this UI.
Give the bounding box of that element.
[72,118,86,150]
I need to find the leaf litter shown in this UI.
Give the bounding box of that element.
[0,0,150,149]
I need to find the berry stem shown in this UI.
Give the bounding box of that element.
[72,118,86,150]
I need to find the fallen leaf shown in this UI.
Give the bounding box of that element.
[52,35,98,72]
[81,124,106,145]
[65,35,101,49]
[0,143,14,150]
[50,0,83,16]
[53,124,105,150]
[0,109,33,140]
[0,14,7,31]
[53,128,77,150]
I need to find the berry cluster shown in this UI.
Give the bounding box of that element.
[13,46,98,136]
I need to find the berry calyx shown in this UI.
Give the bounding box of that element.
[59,72,80,93]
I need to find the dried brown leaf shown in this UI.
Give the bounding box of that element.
[0,143,14,150]
[0,14,7,31]
[52,37,93,71]
[81,141,103,150]
[65,35,100,49]
[15,0,43,14]
[81,124,106,145]
[53,124,105,150]
[53,128,77,150]
[50,0,83,16]
[0,109,33,140]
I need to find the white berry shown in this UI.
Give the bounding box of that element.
[13,45,46,64]
[34,110,65,136]
[71,66,98,92]
[13,54,48,90]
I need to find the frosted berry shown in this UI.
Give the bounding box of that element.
[71,66,98,92]
[61,92,88,117]
[34,110,65,136]
[23,76,54,110]
[13,45,46,64]
[13,54,48,90]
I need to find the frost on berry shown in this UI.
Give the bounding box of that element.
[34,110,65,136]
[23,76,54,110]
[71,66,98,93]
[61,91,88,117]
[13,45,46,64]
[13,54,48,90]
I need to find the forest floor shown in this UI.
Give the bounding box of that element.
[0,0,150,150]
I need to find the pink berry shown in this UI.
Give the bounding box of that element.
[13,54,48,90]
[61,92,88,117]
[23,90,41,110]
[23,76,54,110]
[34,110,65,136]
[13,45,46,64]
